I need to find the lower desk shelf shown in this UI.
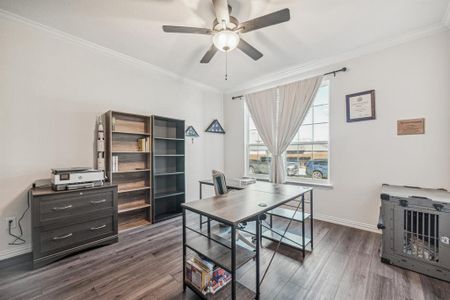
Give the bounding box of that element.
[267,207,310,222]
[185,233,255,273]
[185,280,255,300]
[262,228,311,250]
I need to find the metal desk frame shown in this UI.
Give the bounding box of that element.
[181,181,313,299]
[199,180,314,257]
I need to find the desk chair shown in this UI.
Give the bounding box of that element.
[212,170,265,249]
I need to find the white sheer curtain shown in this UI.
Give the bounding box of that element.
[245,88,277,180]
[275,75,323,183]
[245,75,323,183]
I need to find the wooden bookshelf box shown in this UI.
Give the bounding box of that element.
[153,118,184,139]
[113,172,150,193]
[154,139,184,155]
[154,174,185,197]
[112,113,150,134]
[154,156,184,174]
[112,133,151,152]
[104,111,152,231]
[154,194,184,222]
[113,153,150,172]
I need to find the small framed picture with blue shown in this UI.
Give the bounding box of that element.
[205,119,225,134]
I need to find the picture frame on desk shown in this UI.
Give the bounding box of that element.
[346,90,376,122]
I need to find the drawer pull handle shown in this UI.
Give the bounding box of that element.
[52,204,73,211]
[90,225,106,231]
[52,233,73,240]
[90,199,107,204]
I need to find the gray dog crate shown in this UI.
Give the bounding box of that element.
[378,184,450,282]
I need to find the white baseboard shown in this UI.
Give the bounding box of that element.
[315,213,381,234]
[0,244,32,261]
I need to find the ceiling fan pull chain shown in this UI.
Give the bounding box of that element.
[225,51,228,81]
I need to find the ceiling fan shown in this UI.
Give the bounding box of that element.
[162,0,290,63]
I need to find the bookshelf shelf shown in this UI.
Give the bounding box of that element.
[118,201,151,214]
[105,111,153,231]
[154,137,184,141]
[118,186,151,194]
[112,151,151,154]
[113,130,151,136]
[152,116,185,222]
[113,169,150,174]
[154,191,185,199]
[118,216,151,231]
[154,172,184,176]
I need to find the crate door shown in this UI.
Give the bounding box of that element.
[440,212,450,269]
[394,206,440,265]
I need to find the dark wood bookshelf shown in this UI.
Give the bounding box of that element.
[152,116,185,222]
[104,111,153,231]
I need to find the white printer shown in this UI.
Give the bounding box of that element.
[51,167,105,191]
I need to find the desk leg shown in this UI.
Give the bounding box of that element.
[231,225,236,300]
[207,217,211,237]
[182,208,186,292]
[301,195,306,258]
[310,190,314,250]
[199,183,203,229]
[255,216,261,300]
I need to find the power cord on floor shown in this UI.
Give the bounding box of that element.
[8,193,30,245]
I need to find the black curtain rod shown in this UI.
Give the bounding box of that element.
[231,67,347,100]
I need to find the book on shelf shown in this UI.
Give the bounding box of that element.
[208,267,232,295]
[186,258,212,293]
[112,156,119,172]
[194,256,214,272]
[137,137,150,152]
[146,137,150,152]
[185,257,232,296]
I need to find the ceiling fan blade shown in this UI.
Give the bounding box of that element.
[239,8,290,33]
[212,0,230,27]
[200,45,218,63]
[237,39,263,61]
[162,25,213,35]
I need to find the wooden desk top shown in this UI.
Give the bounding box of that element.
[183,181,311,225]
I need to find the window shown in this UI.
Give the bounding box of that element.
[245,81,330,183]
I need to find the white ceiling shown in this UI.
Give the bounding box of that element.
[0,0,449,91]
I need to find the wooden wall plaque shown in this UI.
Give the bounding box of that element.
[397,118,425,135]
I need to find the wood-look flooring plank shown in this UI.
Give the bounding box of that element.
[1,217,449,300]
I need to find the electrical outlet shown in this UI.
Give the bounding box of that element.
[6,217,16,229]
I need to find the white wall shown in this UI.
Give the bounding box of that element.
[224,31,450,232]
[0,14,224,259]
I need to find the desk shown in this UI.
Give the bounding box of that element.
[182,181,312,299]
[199,180,314,252]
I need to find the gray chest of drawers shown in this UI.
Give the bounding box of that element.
[30,184,118,269]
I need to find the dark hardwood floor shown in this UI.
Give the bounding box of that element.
[0,217,448,300]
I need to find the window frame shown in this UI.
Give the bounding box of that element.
[244,80,331,185]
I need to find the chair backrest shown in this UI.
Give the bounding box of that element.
[212,170,228,195]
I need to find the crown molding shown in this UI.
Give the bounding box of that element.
[443,3,450,28]
[0,9,220,93]
[225,22,447,94]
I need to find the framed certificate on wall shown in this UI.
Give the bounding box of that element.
[346,90,376,122]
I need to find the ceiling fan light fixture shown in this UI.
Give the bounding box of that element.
[213,30,240,52]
